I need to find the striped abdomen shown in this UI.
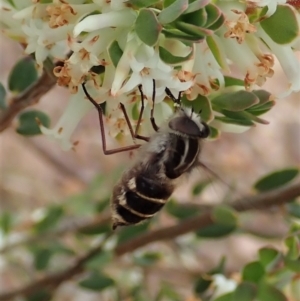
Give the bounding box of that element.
[111,134,201,229]
[112,173,173,229]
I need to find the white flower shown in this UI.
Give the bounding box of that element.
[210,274,237,300]
[257,25,300,97]
[39,83,96,151]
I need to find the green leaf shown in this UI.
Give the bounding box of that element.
[135,9,161,46]
[204,4,222,28]
[133,252,162,266]
[159,45,193,64]
[212,206,238,226]
[17,110,50,136]
[213,292,234,301]
[285,236,299,260]
[180,8,207,27]
[207,13,225,31]
[284,257,300,272]
[184,0,209,15]
[252,90,272,105]
[260,5,299,44]
[223,76,245,87]
[34,206,64,233]
[194,274,212,294]
[162,28,204,42]
[0,82,6,109]
[232,282,257,301]
[8,57,38,93]
[258,247,280,269]
[257,282,287,301]
[246,101,275,116]
[196,223,236,238]
[242,261,265,283]
[207,36,227,69]
[208,126,220,139]
[174,21,213,38]
[217,110,255,125]
[33,247,53,270]
[85,251,113,270]
[166,199,199,219]
[212,91,259,112]
[27,289,52,301]
[128,0,160,8]
[215,116,254,127]
[192,180,211,196]
[159,0,189,24]
[79,271,115,291]
[0,212,12,235]
[287,202,300,219]
[117,221,150,244]
[6,0,16,8]
[254,168,299,192]
[108,41,123,67]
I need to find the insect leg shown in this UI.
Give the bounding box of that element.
[119,102,149,142]
[82,83,142,155]
[150,79,159,132]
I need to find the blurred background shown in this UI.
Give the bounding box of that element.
[0,34,299,299]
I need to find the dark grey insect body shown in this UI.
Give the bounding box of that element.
[111,108,210,230]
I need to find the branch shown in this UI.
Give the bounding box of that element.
[0,180,299,301]
[0,63,56,132]
[0,235,112,301]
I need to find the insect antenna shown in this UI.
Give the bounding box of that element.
[165,87,182,108]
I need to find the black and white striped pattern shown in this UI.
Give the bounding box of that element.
[111,109,209,229]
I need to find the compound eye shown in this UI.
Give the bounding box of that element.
[200,122,210,138]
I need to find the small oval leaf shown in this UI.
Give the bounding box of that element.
[129,0,160,8]
[212,91,259,112]
[257,282,287,301]
[108,41,123,67]
[258,247,280,269]
[79,272,115,291]
[212,206,238,226]
[232,282,257,301]
[242,261,265,283]
[159,46,193,64]
[254,168,299,192]
[174,21,213,38]
[135,9,161,46]
[166,199,199,219]
[8,57,38,93]
[159,0,189,24]
[17,110,50,136]
[196,223,236,238]
[261,5,299,44]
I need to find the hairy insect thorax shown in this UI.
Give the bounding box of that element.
[111,109,210,229]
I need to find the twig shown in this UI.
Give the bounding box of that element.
[0,233,113,301]
[0,63,56,132]
[0,181,299,301]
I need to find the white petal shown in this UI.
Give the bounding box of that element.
[73,9,137,37]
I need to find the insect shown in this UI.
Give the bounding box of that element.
[82,81,210,230]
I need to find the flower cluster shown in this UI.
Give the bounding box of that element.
[1,0,299,150]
